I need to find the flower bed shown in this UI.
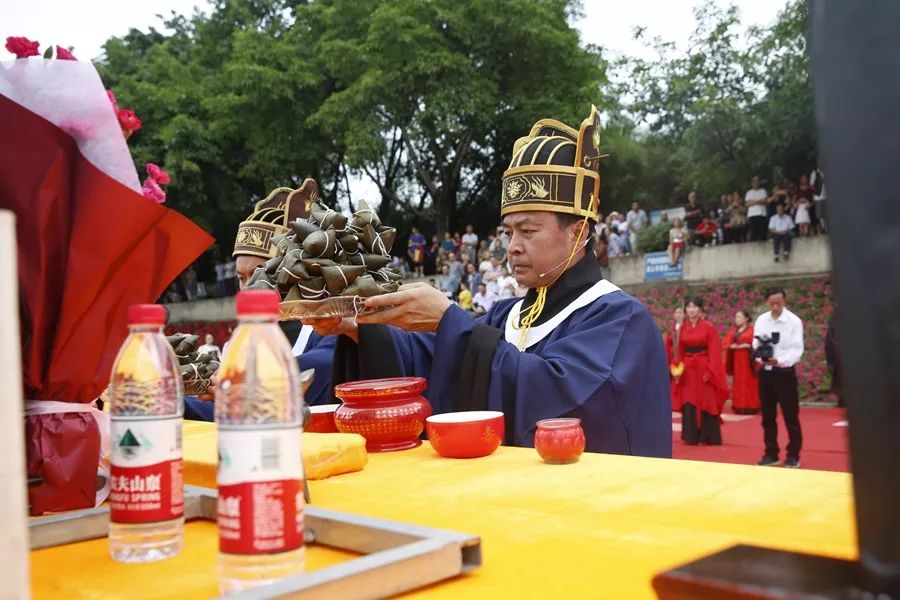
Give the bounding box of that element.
[629,275,834,402]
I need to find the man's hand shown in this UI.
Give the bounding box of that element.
[300,317,359,342]
[358,282,453,332]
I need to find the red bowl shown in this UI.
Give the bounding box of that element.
[306,404,339,433]
[425,411,504,459]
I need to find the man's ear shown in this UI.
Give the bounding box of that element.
[569,219,588,244]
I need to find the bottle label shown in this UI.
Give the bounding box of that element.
[109,416,184,523]
[217,426,304,555]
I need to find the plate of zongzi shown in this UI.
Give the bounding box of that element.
[244,197,404,321]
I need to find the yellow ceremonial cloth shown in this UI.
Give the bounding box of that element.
[31,521,357,598]
[182,420,368,486]
[31,442,855,599]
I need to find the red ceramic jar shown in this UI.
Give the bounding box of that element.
[333,377,432,452]
[534,418,586,464]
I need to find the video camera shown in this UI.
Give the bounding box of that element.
[753,332,780,361]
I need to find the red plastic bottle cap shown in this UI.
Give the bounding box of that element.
[127,304,166,326]
[235,289,281,316]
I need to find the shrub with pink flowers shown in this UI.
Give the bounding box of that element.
[629,275,834,402]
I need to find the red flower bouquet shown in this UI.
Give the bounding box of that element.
[2,40,213,513]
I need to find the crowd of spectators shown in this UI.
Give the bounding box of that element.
[672,171,828,263]
[592,169,828,266]
[166,168,827,304]
[406,223,525,314]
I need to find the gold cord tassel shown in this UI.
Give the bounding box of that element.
[513,196,597,350]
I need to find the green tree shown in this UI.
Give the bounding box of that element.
[98,0,606,248]
[609,0,814,211]
[97,0,340,261]
[302,0,606,233]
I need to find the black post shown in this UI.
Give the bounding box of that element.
[809,1,900,595]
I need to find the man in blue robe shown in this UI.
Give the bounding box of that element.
[184,181,336,421]
[307,108,671,458]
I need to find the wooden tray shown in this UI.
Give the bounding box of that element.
[30,485,481,599]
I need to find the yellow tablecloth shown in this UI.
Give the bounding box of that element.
[32,431,856,599]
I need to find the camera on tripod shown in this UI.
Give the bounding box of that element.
[753,332,780,361]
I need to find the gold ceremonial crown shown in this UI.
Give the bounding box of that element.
[501,105,602,221]
[232,178,319,258]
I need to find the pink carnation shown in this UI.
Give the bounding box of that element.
[5,36,40,59]
[116,108,142,138]
[142,178,166,203]
[55,45,76,61]
[145,163,171,185]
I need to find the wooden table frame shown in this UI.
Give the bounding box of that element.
[30,485,482,599]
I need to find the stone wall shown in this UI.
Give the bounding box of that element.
[607,236,832,287]
[166,296,235,324]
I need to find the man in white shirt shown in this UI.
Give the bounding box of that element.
[768,203,795,262]
[478,251,494,274]
[197,333,221,360]
[471,282,497,316]
[607,228,622,258]
[753,288,804,468]
[626,201,649,254]
[497,227,510,251]
[482,256,503,296]
[610,212,630,254]
[495,266,517,299]
[745,176,769,242]
[461,224,479,247]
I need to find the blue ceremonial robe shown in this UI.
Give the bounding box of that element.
[345,255,671,458]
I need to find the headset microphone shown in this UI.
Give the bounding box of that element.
[537,236,592,278]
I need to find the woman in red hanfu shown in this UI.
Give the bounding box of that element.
[674,298,730,445]
[722,309,760,414]
[664,305,685,412]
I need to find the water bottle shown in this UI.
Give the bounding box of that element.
[216,289,305,594]
[108,304,184,562]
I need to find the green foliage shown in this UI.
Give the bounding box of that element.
[601,0,814,214]
[97,0,604,254]
[300,0,606,233]
[636,222,671,254]
[95,0,813,271]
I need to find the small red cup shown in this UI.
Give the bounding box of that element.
[534,418,585,464]
[306,404,340,433]
[425,411,504,459]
